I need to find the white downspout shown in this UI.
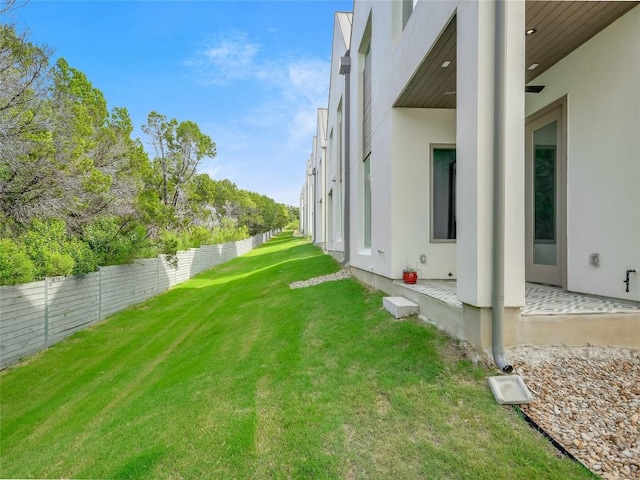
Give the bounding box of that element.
[492,0,514,374]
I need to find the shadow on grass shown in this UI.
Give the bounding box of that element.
[259,232,300,245]
[240,234,307,257]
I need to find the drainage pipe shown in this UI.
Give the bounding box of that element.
[340,51,351,266]
[492,0,513,374]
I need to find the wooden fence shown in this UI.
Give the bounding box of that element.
[0,231,274,369]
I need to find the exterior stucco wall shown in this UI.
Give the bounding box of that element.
[348,0,461,281]
[304,158,314,238]
[525,6,640,301]
[325,13,351,256]
[349,1,392,277]
[391,108,457,279]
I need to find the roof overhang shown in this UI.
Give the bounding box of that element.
[394,1,639,109]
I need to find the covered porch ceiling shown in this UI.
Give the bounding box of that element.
[394,1,639,109]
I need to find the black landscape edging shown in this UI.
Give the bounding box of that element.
[514,405,590,469]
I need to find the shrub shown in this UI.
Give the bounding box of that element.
[83,216,147,266]
[212,218,248,244]
[42,251,75,277]
[21,218,76,278]
[186,225,215,248]
[69,239,99,275]
[0,238,35,285]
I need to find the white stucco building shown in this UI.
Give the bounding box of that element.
[302,0,640,352]
[323,12,353,263]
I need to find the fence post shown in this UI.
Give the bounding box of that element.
[44,277,50,348]
[98,267,103,322]
[133,261,136,306]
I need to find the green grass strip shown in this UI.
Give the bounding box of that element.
[0,231,594,479]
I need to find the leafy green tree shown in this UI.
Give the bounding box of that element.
[142,112,216,211]
[0,24,293,286]
[48,59,144,232]
[1,37,147,232]
[0,24,52,222]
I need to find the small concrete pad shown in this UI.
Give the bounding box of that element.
[488,375,534,405]
[383,297,420,319]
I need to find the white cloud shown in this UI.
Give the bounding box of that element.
[184,32,331,205]
[184,31,262,85]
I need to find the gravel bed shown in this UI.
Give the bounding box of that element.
[506,346,640,480]
[288,268,352,289]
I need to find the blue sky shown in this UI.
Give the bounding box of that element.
[5,0,353,206]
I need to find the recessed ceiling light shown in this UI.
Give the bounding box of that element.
[526,28,537,36]
[528,63,539,70]
[441,61,451,68]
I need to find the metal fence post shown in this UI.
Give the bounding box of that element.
[133,261,136,306]
[44,277,49,348]
[98,268,102,322]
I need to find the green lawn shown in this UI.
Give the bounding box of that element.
[0,231,594,479]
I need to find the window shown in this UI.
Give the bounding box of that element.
[364,156,371,248]
[337,101,343,238]
[359,16,372,251]
[363,45,371,159]
[431,146,456,241]
[402,0,419,29]
[327,190,334,246]
[362,44,372,249]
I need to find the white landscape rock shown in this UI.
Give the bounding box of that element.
[288,268,352,289]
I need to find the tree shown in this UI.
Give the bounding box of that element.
[142,112,216,212]
[0,1,27,15]
[170,120,216,208]
[0,25,290,285]
[141,112,172,207]
[0,24,52,221]
[48,58,143,232]
[1,48,147,231]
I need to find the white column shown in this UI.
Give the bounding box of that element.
[502,0,526,307]
[456,0,525,308]
[456,0,494,307]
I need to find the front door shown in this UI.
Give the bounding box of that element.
[525,99,566,287]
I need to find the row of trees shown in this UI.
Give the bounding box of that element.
[0,22,296,285]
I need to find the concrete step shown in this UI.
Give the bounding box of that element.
[383,296,420,319]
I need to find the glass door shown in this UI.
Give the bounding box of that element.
[525,102,566,287]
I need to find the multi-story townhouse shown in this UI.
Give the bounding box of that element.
[323,12,353,263]
[304,1,640,359]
